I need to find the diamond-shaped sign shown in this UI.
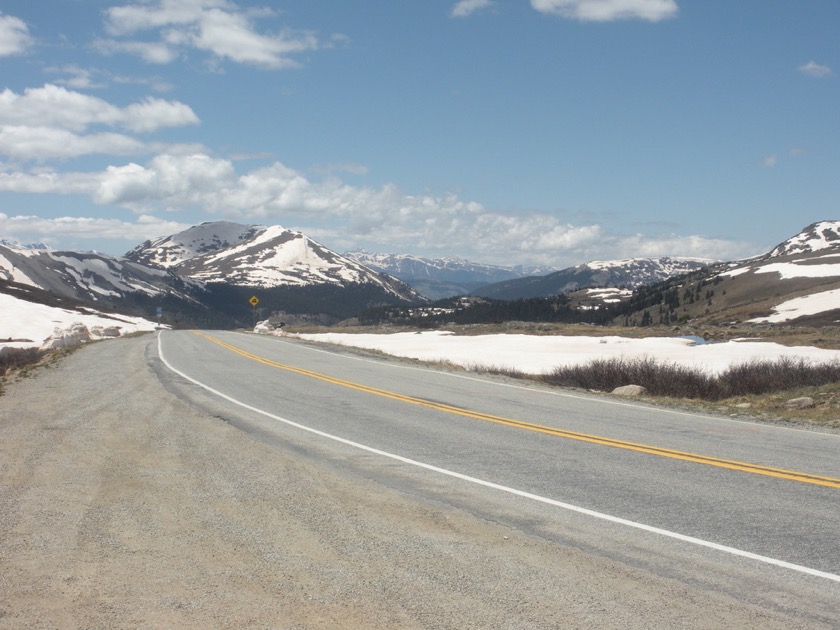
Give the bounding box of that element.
[249,296,259,306]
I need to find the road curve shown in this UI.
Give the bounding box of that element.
[2,330,839,628]
[156,330,840,618]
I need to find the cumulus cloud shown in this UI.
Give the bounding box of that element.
[0,212,191,242]
[99,0,320,69]
[0,153,758,266]
[797,61,833,78]
[0,84,200,160]
[94,38,180,65]
[0,13,33,56]
[530,0,678,22]
[45,65,106,90]
[451,0,495,18]
[603,233,758,263]
[0,84,199,134]
[0,126,147,160]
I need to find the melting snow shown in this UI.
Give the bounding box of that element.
[293,330,840,376]
[0,294,159,349]
[749,288,840,324]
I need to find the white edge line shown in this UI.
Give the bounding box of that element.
[158,331,840,584]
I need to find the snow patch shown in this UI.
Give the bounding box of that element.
[292,331,840,376]
[748,288,840,323]
[0,293,160,350]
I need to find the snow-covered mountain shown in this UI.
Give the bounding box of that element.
[766,220,840,258]
[6,219,840,330]
[128,223,419,301]
[473,256,713,300]
[0,238,50,251]
[1,222,422,327]
[125,221,264,268]
[0,241,192,305]
[723,221,840,279]
[612,221,840,326]
[344,251,557,299]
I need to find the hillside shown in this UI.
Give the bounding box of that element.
[357,221,840,330]
[473,257,712,300]
[4,220,840,332]
[614,221,840,327]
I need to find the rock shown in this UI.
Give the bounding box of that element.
[90,326,121,338]
[785,396,815,409]
[734,402,752,409]
[612,384,647,397]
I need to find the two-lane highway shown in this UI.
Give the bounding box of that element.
[155,329,840,621]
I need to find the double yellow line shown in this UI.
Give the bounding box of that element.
[195,331,840,489]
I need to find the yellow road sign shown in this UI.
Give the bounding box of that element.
[249,296,259,306]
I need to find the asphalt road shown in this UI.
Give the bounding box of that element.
[155,329,840,622]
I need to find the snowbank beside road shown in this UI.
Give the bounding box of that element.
[293,330,840,376]
[0,293,159,350]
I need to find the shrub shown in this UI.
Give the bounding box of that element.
[540,356,840,401]
[542,356,721,399]
[721,358,840,397]
[0,347,45,378]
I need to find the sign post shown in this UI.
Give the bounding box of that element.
[249,295,259,328]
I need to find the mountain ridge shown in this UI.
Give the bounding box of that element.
[343,250,557,300]
[2,221,422,326]
[471,256,714,300]
[4,219,840,329]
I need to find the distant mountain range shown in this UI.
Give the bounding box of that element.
[3,220,840,331]
[354,221,840,328]
[343,251,557,300]
[470,257,713,300]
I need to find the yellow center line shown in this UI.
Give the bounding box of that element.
[193,331,840,490]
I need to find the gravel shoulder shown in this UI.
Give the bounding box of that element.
[0,334,828,629]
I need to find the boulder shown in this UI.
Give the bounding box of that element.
[90,325,121,338]
[785,396,815,409]
[612,384,647,397]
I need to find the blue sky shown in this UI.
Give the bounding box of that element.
[0,0,837,267]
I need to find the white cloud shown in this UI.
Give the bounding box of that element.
[0,85,199,134]
[0,153,758,266]
[100,0,320,69]
[0,167,102,196]
[0,13,33,56]
[93,154,237,209]
[45,65,106,90]
[451,0,495,18]
[0,126,146,160]
[0,212,191,242]
[103,0,231,34]
[759,154,778,168]
[605,233,758,262]
[94,38,180,65]
[0,85,200,160]
[797,61,833,78]
[530,0,678,22]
